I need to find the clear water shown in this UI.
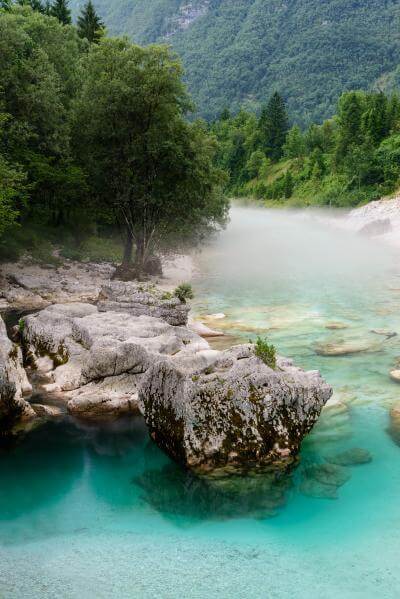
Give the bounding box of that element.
[2,207,400,598]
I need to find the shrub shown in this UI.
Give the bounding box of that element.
[253,336,276,369]
[174,283,194,303]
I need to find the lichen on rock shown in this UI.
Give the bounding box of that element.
[140,343,332,473]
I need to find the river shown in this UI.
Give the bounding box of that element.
[1,206,400,598]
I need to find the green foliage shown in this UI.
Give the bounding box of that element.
[77,0,104,43]
[212,89,400,207]
[50,0,70,24]
[258,92,289,161]
[18,318,25,333]
[0,6,225,271]
[72,38,228,270]
[173,283,194,303]
[69,0,400,125]
[253,337,276,370]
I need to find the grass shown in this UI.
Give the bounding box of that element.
[253,336,276,369]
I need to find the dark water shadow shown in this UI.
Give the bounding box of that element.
[0,420,84,520]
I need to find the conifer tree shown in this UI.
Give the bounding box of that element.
[50,0,71,25]
[258,92,289,161]
[77,0,104,43]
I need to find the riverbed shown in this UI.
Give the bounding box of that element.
[1,207,400,598]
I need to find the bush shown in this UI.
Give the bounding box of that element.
[253,336,276,369]
[174,283,194,303]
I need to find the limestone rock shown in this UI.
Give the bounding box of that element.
[0,316,35,431]
[324,322,348,330]
[140,344,332,473]
[97,281,190,326]
[325,448,372,466]
[303,463,351,487]
[22,304,210,420]
[359,217,392,237]
[390,369,400,383]
[314,339,375,356]
[299,478,338,500]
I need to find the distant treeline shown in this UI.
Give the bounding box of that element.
[0,2,227,273]
[211,91,400,207]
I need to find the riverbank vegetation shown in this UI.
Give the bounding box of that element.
[211,90,400,207]
[0,2,228,274]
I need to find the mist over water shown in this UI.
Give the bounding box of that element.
[196,205,396,296]
[2,205,400,597]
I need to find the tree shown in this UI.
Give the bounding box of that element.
[362,92,389,144]
[258,92,289,161]
[50,0,70,24]
[0,110,26,238]
[77,1,104,44]
[73,39,228,276]
[0,5,83,225]
[335,92,365,163]
[283,125,306,159]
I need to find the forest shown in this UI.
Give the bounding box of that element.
[211,91,400,208]
[68,0,400,125]
[0,1,228,274]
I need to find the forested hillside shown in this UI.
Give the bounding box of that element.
[70,0,400,125]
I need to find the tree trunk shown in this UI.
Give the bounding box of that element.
[122,228,134,266]
[134,236,145,275]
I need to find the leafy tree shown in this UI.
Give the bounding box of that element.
[246,150,265,179]
[77,0,104,44]
[50,0,70,24]
[0,5,83,226]
[73,39,228,275]
[362,92,389,144]
[258,92,289,161]
[283,125,306,159]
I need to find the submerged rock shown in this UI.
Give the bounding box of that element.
[325,448,372,466]
[140,344,332,473]
[0,315,35,433]
[390,369,400,383]
[324,322,348,330]
[303,462,351,487]
[371,328,397,339]
[97,281,190,326]
[300,461,351,498]
[299,478,338,500]
[314,339,375,356]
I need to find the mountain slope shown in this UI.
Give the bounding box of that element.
[70,0,400,125]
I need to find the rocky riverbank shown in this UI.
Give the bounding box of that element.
[0,254,333,472]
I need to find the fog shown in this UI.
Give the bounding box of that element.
[198,206,397,290]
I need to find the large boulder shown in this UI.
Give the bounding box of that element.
[140,344,332,473]
[0,316,35,432]
[97,281,190,326]
[22,303,212,420]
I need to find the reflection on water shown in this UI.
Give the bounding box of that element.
[136,462,294,522]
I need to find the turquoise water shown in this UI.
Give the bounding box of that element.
[2,207,400,598]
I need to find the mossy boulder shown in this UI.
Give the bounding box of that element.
[140,344,332,473]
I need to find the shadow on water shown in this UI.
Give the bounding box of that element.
[0,420,84,520]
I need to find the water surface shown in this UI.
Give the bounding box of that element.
[2,207,400,598]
